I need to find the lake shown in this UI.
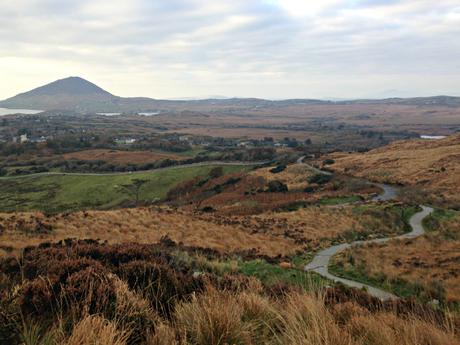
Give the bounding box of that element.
[0,108,43,116]
[138,112,160,116]
[96,112,121,116]
[420,135,446,140]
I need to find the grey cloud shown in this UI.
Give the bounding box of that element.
[0,0,459,99]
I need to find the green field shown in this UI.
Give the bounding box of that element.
[318,195,362,205]
[238,259,326,291]
[0,165,249,213]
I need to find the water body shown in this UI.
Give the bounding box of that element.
[96,112,121,116]
[420,135,446,140]
[138,112,160,116]
[0,108,42,116]
[96,112,161,116]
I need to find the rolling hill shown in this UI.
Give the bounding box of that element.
[0,76,329,113]
[1,76,460,113]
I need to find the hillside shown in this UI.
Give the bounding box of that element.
[0,203,413,258]
[0,77,328,112]
[2,76,460,114]
[328,134,460,207]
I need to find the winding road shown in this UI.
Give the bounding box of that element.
[299,156,433,300]
[3,154,432,300]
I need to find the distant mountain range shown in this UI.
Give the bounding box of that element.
[1,76,459,113]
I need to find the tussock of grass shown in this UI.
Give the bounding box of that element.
[63,315,129,345]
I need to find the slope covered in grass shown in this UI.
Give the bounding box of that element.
[0,165,249,213]
[328,134,460,207]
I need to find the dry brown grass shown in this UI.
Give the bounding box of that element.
[168,288,459,345]
[150,103,460,140]
[61,149,182,164]
[198,204,408,252]
[3,237,459,345]
[0,207,298,257]
[328,134,460,205]
[62,315,129,345]
[250,164,314,190]
[0,203,409,259]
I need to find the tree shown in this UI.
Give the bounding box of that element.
[120,178,148,205]
[209,167,224,179]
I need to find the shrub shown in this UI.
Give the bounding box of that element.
[304,186,315,193]
[117,260,182,317]
[267,180,288,193]
[63,266,117,317]
[323,158,335,165]
[209,167,224,179]
[201,206,215,213]
[113,277,160,345]
[18,277,56,317]
[308,173,333,185]
[270,164,287,174]
[223,177,241,186]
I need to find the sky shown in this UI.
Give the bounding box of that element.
[1,0,460,100]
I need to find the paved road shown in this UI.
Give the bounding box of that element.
[370,183,399,201]
[297,156,332,175]
[0,160,267,180]
[298,156,397,201]
[304,206,433,300]
[298,156,433,300]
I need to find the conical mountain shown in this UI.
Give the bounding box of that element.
[0,76,119,112]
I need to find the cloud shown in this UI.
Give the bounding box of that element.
[0,0,459,99]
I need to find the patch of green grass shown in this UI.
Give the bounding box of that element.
[0,164,249,213]
[276,201,310,212]
[291,253,314,269]
[319,195,362,205]
[170,251,326,292]
[423,208,458,232]
[238,259,326,291]
[352,203,421,233]
[175,147,207,158]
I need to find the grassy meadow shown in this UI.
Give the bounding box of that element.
[0,164,250,213]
